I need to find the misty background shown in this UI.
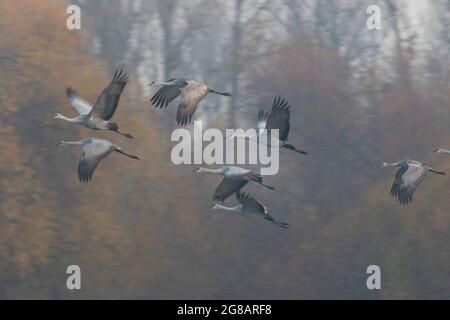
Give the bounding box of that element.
[0,0,449,299]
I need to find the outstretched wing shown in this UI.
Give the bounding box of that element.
[77,140,113,183]
[150,86,183,109]
[390,163,425,205]
[390,164,409,204]
[176,82,209,126]
[265,96,291,141]
[236,192,289,228]
[90,69,129,120]
[236,192,266,213]
[66,87,93,115]
[257,109,269,130]
[213,178,248,202]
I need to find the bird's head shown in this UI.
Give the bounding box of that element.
[379,162,389,168]
[193,167,204,173]
[54,113,63,119]
[208,204,220,210]
[434,148,446,154]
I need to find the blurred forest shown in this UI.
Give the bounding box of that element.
[0,0,449,299]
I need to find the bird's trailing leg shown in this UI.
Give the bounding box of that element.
[209,88,232,96]
[109,124,133,139]
[260,182,276,190]
[264,216,289,229]
[114,130,134,139]
[282,142,308,155]
[247,173,276,190]
[115,149,139,160]
[427,167,446,175]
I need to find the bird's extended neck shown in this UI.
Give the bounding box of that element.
[59,140,86,147]
[149,80,171,86]
[435,148,450,155]
[196,167,225,175]
[380,161,402,167]
[54,113,83,123]
[214,204,242,213]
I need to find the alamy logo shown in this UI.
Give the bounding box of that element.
[171,121,280,175]
[66,5,81,30]
[366,5,382,30]
[66,265,81,290]
[366,265,381,290]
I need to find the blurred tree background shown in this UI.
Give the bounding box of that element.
[0,0,448,298]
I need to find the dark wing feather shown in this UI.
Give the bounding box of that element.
[265,96,291,141]
[150,86,182,109]
[77,157,99,183]
[176,99,201,126]
[176,82,209,126]
[258,109,269,121]
[390,164,411,204]
[90,69,129,120]
[77,140,112,183]
[213,178,248,202]
[257,109,269,130]
[65,87,93,115]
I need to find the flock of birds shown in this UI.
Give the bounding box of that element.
[55,69,450,228]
